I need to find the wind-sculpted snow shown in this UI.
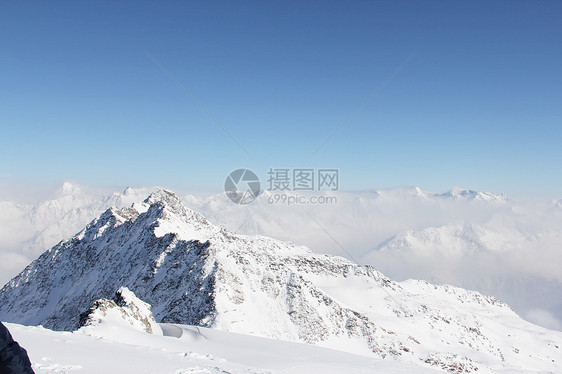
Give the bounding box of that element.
[79,287,163,335]
[1,189,561,373]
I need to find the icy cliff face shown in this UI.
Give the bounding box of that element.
[1,190,561,373]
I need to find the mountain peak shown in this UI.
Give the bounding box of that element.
[59,181,81,195]
[439,186,509,202]
[137,189,215,243]
[144,189,181,207]
[123,186,136,195]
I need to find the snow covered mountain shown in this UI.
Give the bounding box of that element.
[432,187,509,202]
[1,182,561,332]
[364,220,562,330]
[0,183,156,284]
[1,190,561,373]
[367,186,509,202]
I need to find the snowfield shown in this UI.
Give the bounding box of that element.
[8,322,443,374]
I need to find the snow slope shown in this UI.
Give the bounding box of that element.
[1,190,562,373]
[8,321,443,374]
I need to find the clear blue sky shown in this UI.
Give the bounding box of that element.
[1,1,561,197]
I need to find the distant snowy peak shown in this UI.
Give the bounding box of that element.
[551,199,562,210]
[123,186,136,195]
[373,222,520,256]
[59,181,82,196]
[369,186,509,202]
[435,187,509,202]
[375,223,481,256]
[255,185,507,203]
[371,186,430,200]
